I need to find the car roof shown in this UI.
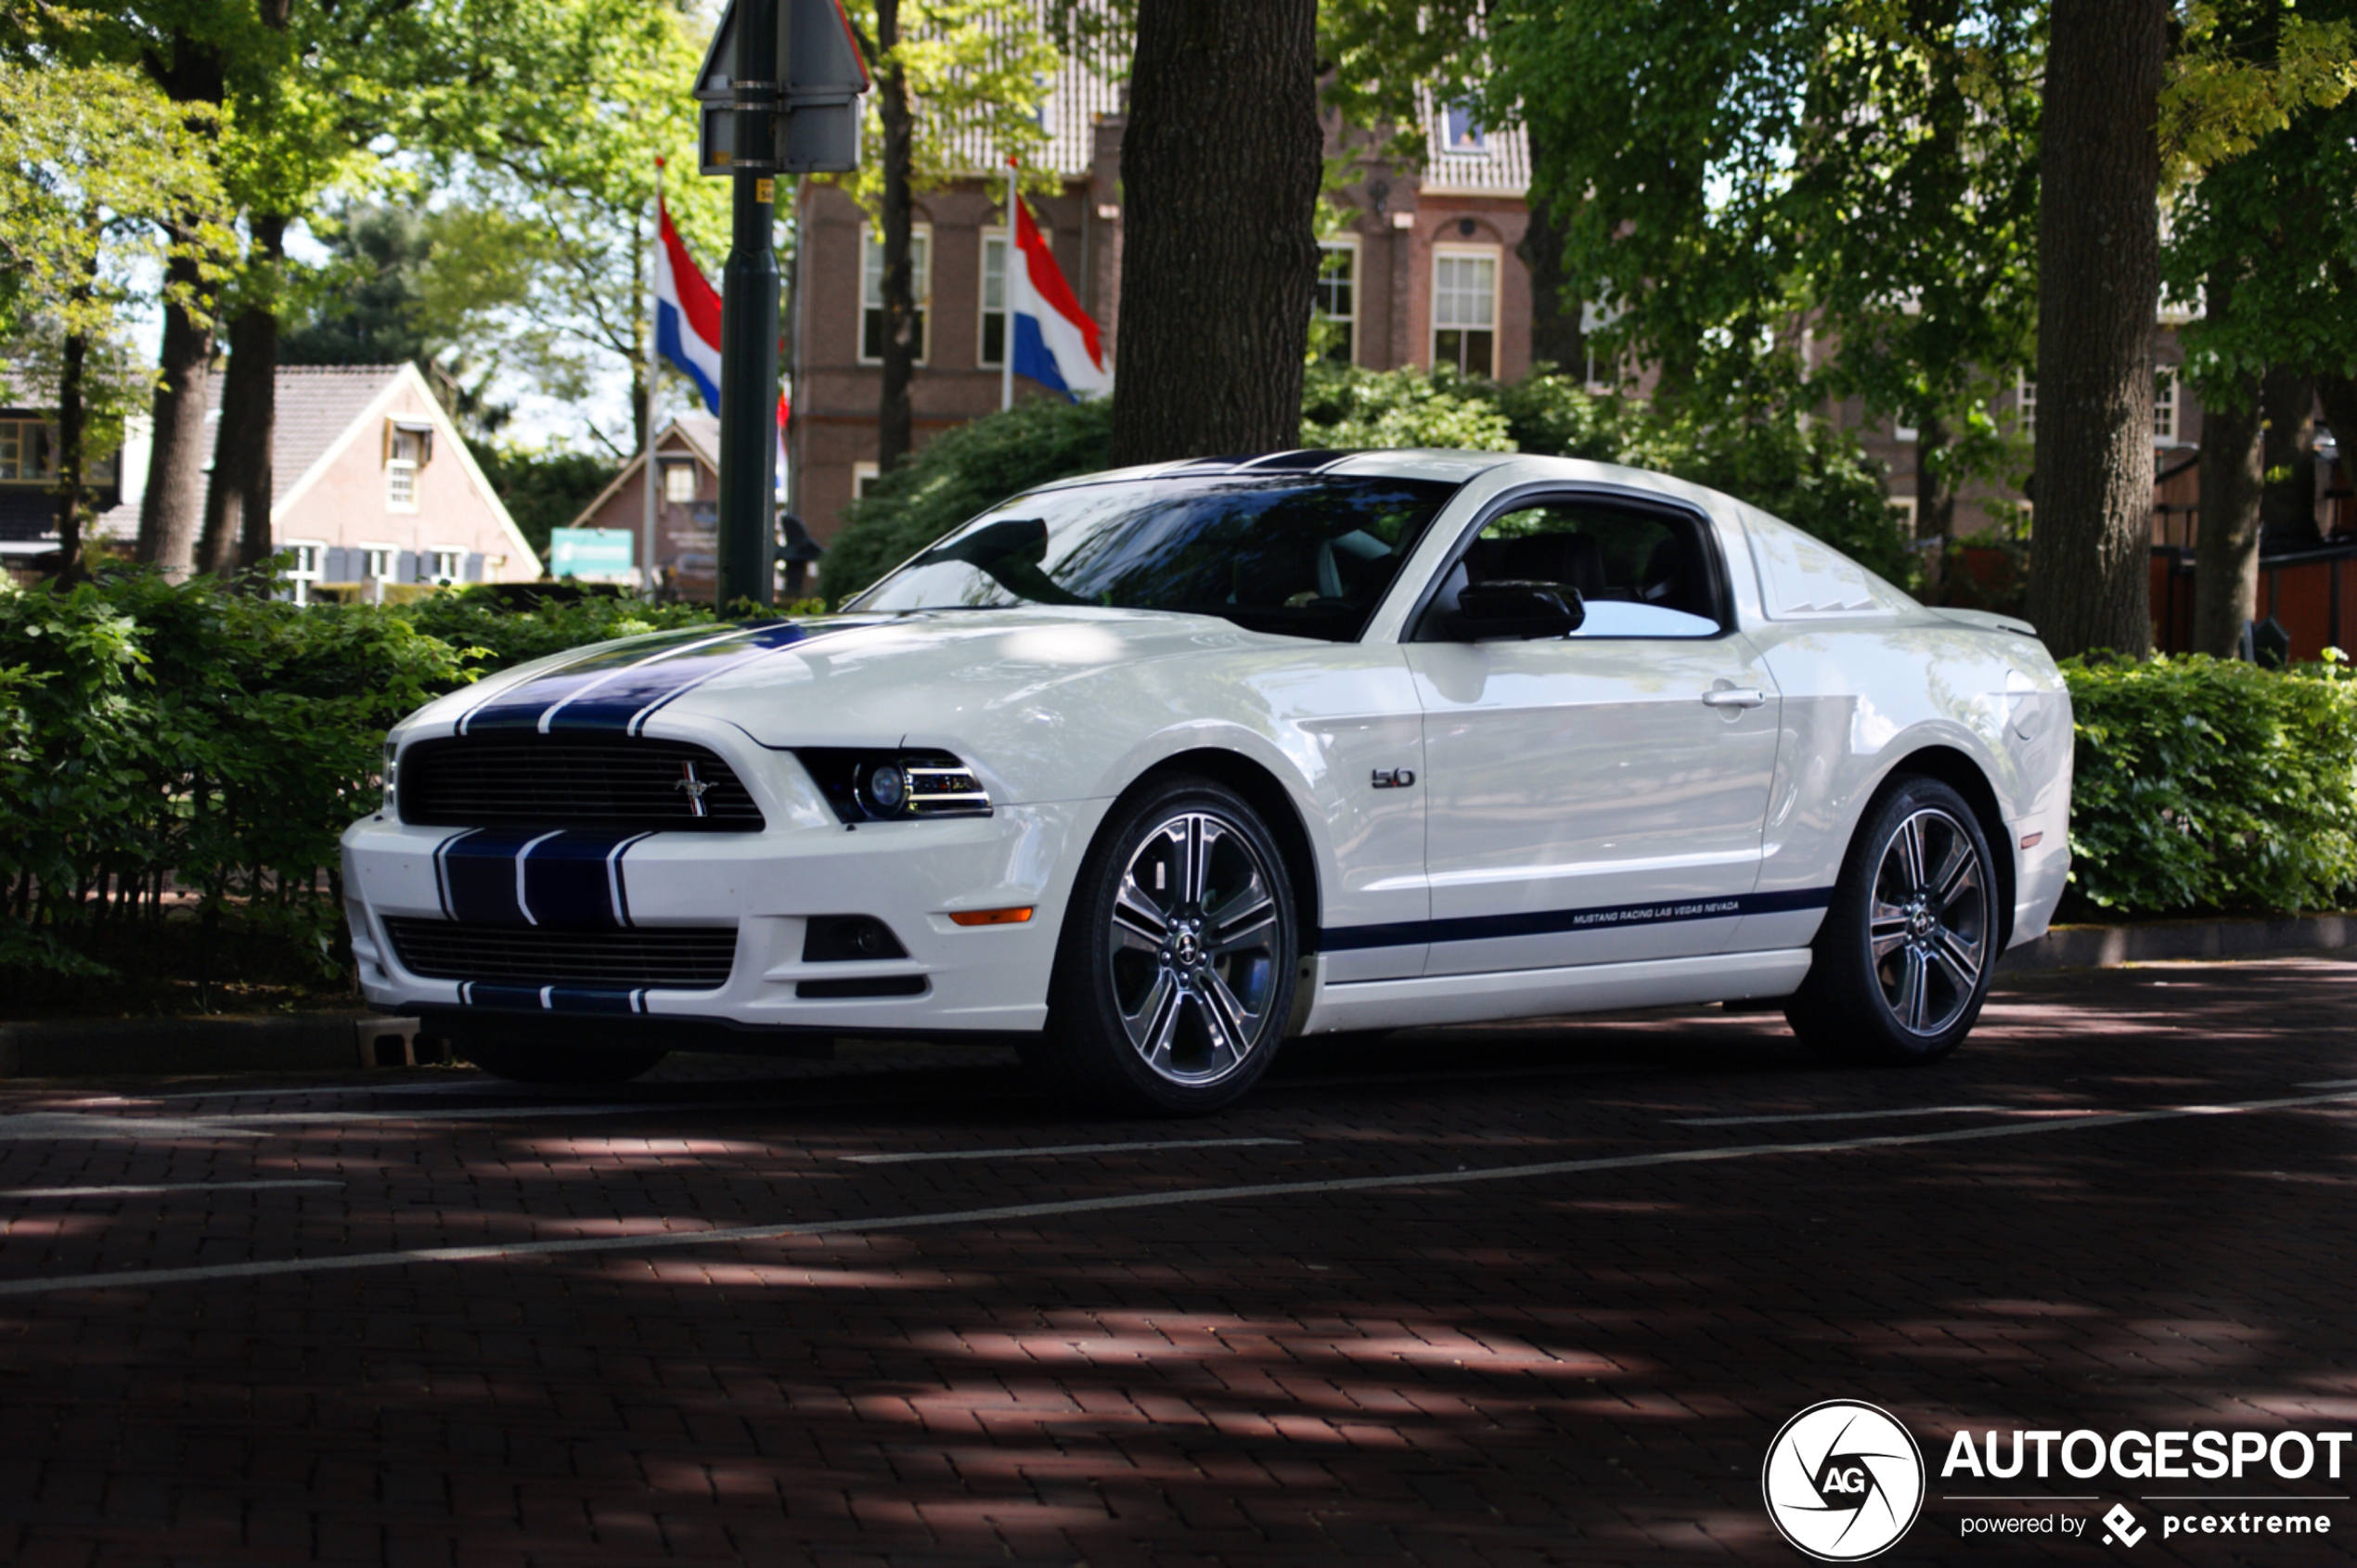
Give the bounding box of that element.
[1024,448,1526,492]
[1022,449,1744,508]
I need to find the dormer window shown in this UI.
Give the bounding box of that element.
[384,419,433,512]
[1443,104,1486,155]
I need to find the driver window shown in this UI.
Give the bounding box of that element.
[1423,498,1723,638]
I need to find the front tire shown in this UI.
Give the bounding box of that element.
[1785,778,1998,1065]
[1029,777,1300,1115]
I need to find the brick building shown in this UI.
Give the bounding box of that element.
[785,58,1540,565]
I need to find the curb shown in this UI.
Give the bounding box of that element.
[2000,912,2356,972]
[0,1012,425,1080]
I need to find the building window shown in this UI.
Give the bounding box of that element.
[1313,242,1357,365]
[1432,249,1498,377]
[284,540,325,606]
[386,427,424,511]
[860,225,932,365]
[1442,104,1486,155]
[980,230,1009,367]
[852,460,882,499]
[2016,373,2037,440]
[2155,367,2178,443]
[429,547,465,585]
[662,458,699,504]
[0,418,55,482]
[361,545,396,584]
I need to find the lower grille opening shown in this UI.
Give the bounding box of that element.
[386,918,737,991]
[796,975,928,1000]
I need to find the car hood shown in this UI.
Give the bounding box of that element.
[399,607,1336,805]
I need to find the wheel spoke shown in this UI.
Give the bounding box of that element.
[1180,816,1212,906]
[1897,816,1929,895]
[1207,889,1276,954]
[1113,883,1171,947]
[1931,836,1977,911]
[1870,921,1911,961]
[1120,969,1182,1067]
[1887,946,1928,1033]
[1200,968,1260,1061]
[1935,925,1984,986]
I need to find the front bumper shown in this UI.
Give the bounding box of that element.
[341,787,1107,1041]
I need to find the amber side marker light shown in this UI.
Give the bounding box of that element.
[2020,831,2043,848]
[949,906,1035,928]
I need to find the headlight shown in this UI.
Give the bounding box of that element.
[800,749,993,822]
[381,741,400,817]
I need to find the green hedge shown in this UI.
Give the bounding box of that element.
[0,572,733,980]
[821,365,1909,601]
[2063,653,2357,916]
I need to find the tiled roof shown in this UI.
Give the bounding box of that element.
[1411,89,1529,195]
[92,363,405,538]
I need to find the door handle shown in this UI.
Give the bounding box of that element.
[1701,688,1768,709]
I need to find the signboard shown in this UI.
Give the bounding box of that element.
[548,528,636,581]
[693,0,870,176]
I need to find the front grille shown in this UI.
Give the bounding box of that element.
[399,736,765,831]
[386,919,739,990]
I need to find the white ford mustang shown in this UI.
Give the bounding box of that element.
[341,450,2072,1112]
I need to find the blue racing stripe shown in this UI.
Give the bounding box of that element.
[1320,885,1833,954]
[455,620,823,736]
[519,830,650,929]
[456,626,744,735]
[437,829,547,925]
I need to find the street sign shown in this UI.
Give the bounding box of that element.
[547,527,635,581]
[693,0,869,176]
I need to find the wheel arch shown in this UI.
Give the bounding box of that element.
[1874,744,2016,950]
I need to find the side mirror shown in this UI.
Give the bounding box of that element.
[1449,581,1585,640]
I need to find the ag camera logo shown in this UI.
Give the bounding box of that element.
[1763,1400,1926,1561]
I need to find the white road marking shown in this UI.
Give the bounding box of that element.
[0,1113,264,1142]
[1668,1104,2103,1127]
[842,1137,1297,1165]
[0,1088,2349,1301]
[2297,1079,2357,1089]
[1,1180,342,1199]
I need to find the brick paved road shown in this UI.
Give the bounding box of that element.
[0,958,2352,1567]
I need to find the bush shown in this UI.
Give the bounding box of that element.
[394,585,726,670]
[2063,653,2357,916]
[0,569,473,981]
[821,366,1904,603]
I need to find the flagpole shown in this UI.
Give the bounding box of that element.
[1001,157,1017,414]
[642,156,664,599]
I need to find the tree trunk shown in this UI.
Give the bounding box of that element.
[133,29,225,582]
[1915,415,1955,541]
[875,0,917,473]
[53,213,101,586]
[135,246,217,581]
[1517,125,1585,376]
[1110,0,1322,466]
[2193,373,2264,657]
[2260,366,2319,553]
[200,212,287,580]
[2023,0,2165,660]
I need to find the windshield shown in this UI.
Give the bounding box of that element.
[846,473,1462,641]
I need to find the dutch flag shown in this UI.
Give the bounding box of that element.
[654,199,723,414]
[1011,196,1111,401]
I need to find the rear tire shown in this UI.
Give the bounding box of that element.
[1785,778,1998,1066]
[461,1041,668,1086]
[1027,776,1299,1116]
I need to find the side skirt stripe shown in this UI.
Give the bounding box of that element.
[1320,885,1833,954]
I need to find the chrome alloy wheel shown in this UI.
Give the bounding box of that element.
[1869,805,1990,1037]
[1106,811,1290,1087]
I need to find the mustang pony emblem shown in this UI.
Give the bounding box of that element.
[675,761,711,817]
